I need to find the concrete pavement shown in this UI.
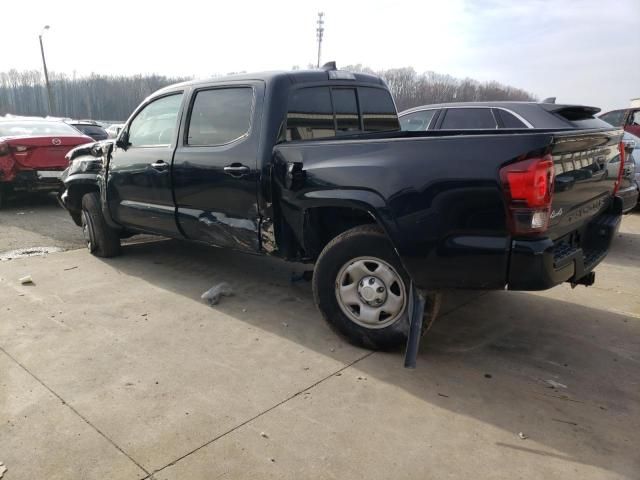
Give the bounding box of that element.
[1,213,639,479]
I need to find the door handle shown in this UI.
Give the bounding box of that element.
[151,160,169,171]
[223,164,250,177]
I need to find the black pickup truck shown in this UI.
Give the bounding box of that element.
[60,64,625,358]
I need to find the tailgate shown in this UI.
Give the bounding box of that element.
[547,129,623,240]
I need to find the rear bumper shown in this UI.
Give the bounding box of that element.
[507,210,621,291]
[0,170,64,192]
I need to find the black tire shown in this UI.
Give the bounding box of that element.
[81,192,121,257]
[313,224,421,350]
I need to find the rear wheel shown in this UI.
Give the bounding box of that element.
[313,225,434,350]
[81,192,121,257]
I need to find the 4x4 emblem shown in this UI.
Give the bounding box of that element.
[550,208,563,219]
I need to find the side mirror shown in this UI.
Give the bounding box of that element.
[116,130,129,150]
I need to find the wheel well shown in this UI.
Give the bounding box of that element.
[66,183,99,225]
[303,206,378,258]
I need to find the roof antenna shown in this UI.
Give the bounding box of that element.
[321,61,337,71]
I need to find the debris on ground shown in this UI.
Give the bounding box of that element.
[0,461,6,478]
[260,432,269,438]
[282,322,288,327]
[19,275,33,285]
[484,373,492,379]
[269,457,276,463]
[201,282,233,306]
[518,432,528,440]
[437,393,449,398]
[1,246,64,262]
[545,379,568,389]
[63,266,78,271]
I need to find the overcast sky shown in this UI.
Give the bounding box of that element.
[2,0,638,111]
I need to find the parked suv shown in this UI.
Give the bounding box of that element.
[400,102,639,212]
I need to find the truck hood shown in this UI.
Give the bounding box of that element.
[65,139,115,162]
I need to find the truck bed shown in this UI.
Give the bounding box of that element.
[274,127,623,290]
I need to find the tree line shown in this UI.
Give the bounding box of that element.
[0,67,536,121]
[0,70,189,121]
[343,65,536,111]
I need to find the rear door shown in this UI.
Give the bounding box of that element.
[106,92,184,236]
[172,82,262,251]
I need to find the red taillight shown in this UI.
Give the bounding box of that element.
[500,154,555,235]
[613,141,625,195]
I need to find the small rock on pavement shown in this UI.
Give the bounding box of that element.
[518,432,528,440]
[19,275,33,285]
[0,461,7,478]
[260,432,269,439]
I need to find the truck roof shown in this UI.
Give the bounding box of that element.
[153,69,386,97]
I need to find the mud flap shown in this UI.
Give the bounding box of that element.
[404,282,425,369]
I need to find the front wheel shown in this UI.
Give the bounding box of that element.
[313,225,434,350]
[81,192,121,257]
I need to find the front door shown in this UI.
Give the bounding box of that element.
[107,92,184,236]
[172,83,262,251]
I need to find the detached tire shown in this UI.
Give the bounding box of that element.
[81,192,121,257]
[313,225,413,350]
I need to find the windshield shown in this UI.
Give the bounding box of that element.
[0,121,82,137]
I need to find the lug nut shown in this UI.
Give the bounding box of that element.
[377,287,384,293]
[369,278,375,285]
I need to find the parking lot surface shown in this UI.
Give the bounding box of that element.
[1,201,639,479]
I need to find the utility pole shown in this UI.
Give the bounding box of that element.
[39,25,53,116]
[316,12,324,68]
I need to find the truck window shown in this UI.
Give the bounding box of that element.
[400,110,436,131]
[358,87,400,132]
[332,88,360,134]
[128,93,183,147]
[440,108,497,130]
[287,87,335,141]
[187,87,253,146]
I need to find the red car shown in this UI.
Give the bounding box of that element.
[0,119,93,207]
[599,108,640,137]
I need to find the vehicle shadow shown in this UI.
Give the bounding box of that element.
[99,238,640,478]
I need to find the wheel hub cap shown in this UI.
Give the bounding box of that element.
[358,276,387,306]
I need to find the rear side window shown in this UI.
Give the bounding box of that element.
[496,110,527,128]
[187,87,253,146]
[400,110,436,131]
[599,110,625,127]
[286,87,335,141]
[359,87,400,132]
[440,108,497,129]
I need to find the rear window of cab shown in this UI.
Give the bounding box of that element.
[286,86,399,141]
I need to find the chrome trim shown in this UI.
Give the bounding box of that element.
[399,105,534,129]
